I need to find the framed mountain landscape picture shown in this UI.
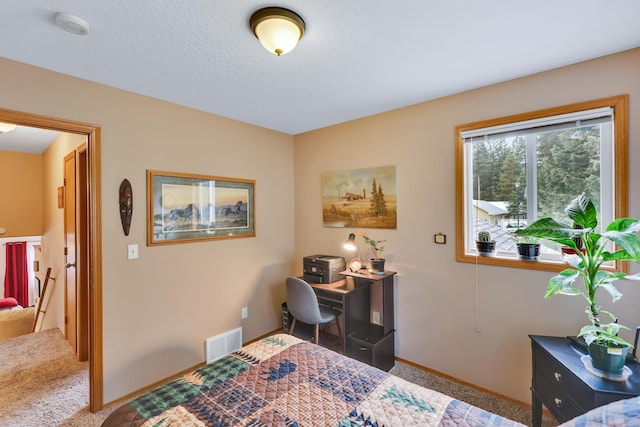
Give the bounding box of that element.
[147,170,255,245]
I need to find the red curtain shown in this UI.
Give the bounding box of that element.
[4,242,29,307]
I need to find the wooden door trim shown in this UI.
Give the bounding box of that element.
[77,146,89,361]
[0,108,103,411]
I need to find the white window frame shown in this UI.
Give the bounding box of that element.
[455,95,629,272]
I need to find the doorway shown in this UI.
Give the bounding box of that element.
[0,108,103,411]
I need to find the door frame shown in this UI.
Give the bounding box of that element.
[0,108,103,411]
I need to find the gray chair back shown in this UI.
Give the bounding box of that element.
[285,277,323,325]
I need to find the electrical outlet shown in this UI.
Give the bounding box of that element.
[241,307,248,320]
[372,311,381,325]
[127,244,138,260]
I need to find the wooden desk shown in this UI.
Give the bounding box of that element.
[530,335,640,426]
[309,269,396,371]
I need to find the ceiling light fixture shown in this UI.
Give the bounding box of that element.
[55,12,90,36]
[0,122,16,134]
[249,7,305,56]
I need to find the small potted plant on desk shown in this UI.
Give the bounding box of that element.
[361,233,386,274]
[516,193,640,377]
[513,235,540,261]
[476,231,496,256]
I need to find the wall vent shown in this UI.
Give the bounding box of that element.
[205,327,242,364]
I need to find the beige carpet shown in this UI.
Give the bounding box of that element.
[390,362,557,427]
[0,328,124,426]
[1,328,556,426]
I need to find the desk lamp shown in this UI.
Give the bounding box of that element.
[343,233,362,272]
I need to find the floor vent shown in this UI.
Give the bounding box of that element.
[205,327,242,364]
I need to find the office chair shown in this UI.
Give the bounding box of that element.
[285,276,343,345]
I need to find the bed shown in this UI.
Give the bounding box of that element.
[103,333,526,426]
[558,395,640,426]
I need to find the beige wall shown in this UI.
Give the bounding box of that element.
[0,56,295,402]
[0,150,44,299]
[0,150,43,237]
[294,48,640,403]
[38,133,86,332]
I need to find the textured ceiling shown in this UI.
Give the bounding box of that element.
[1,0,640,136]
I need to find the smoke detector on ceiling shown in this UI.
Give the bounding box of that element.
[55,12,90,36]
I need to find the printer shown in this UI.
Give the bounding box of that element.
[302,254,346,284]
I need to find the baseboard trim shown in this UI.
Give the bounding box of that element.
[102,361,206,409]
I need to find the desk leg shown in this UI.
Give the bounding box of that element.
[531,388,542,427]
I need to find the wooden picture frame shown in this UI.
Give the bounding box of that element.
[147,170,255,245]
[321,165,397,229]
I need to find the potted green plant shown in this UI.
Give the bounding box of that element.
[361,233,386,273]
[513,235,540,261]
[476,230,496,256]
[516,193,640,376]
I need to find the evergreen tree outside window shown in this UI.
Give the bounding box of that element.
[455,96,628,271]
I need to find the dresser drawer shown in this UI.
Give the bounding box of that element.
[534,346,592,411]
[347,337,374,365]
[535,368,584,421]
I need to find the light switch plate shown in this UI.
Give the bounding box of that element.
[372,311,381,325]
[127,244,139,259]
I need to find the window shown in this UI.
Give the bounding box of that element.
[455,95,628,271]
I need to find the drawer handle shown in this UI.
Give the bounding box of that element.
[554,372,562,382]
[359,347,368,351]
[554,397,562,407]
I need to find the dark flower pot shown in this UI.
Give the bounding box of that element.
[561,247,586,256]
[476,241,495,257]
[517,242,540,261]
[369,258,385,273]
[588,342,629,375]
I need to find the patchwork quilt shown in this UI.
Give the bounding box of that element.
[101,334,524,426]
[559,395,640,426]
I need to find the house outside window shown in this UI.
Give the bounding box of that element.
[455,95,628,271]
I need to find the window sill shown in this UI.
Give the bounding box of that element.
[456,252,623,273]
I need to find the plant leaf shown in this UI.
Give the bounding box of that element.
[598,282,623,303]
[593,271,625,303]
[545,270,581,298]
[563,253,584,269]
[515,218,577,247]
[603,218,640,259]
[565,193,598,229]
[579,324,633,347]
[601,249,635,262]
[624,272,640,281]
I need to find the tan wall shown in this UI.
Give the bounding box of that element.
[0,57,295,402]
[0,150,43,237]
[38,133,86,333]
[294,48,640,404]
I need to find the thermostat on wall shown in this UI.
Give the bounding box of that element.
[434,233,446,244]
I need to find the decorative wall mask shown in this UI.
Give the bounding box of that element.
[119,179,133,236]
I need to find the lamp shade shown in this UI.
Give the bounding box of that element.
[250,7,305,56]
[0,122,16,134]
[343,233,357,251]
